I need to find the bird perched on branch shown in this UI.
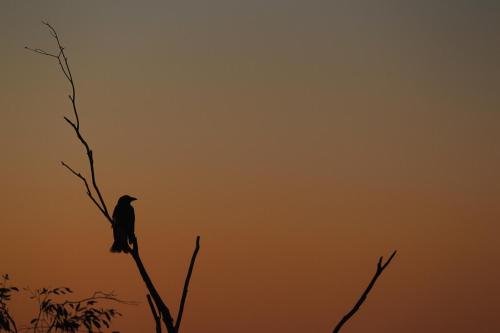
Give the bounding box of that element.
[110,195,137,253]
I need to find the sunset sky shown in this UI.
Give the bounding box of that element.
[1,1,500,332]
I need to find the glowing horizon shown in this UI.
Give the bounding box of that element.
[1,1,500,332]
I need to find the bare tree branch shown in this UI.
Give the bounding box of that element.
[26,21,111,224]
[130,240,176,333]
[175,236,200,333]
[29,21,201,333]
[60,161,108,218]
[332,250,397,333]
[23,47,58,58]
[147,294,162,333]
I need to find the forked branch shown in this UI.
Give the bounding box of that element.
[27,22,201,333]
[26,21,111,224]
[332,250,397,333]
[61,161,107,219]
[130,239,176,333]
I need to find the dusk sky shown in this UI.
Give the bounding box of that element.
[1,1,500,332]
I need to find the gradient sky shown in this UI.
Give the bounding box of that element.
[1,1,500,332]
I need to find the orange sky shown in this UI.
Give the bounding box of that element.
[1,1,500,332]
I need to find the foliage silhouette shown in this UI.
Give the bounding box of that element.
[0,275,18,333]
[0,274,128,333]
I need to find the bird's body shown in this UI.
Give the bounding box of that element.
[110,195,137,253]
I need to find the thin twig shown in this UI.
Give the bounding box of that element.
[61,161,109,220]
[332,250,397,333]
[26,21,111,223]
[175,236,200,333]
[62,291,137,306]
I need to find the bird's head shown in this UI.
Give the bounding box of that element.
[118,194,137,205]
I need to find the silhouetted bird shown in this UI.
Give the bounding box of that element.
[110,195,137,253]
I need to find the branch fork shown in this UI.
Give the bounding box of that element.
[27,22,201,333]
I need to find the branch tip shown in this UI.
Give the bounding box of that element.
[332,250,397,333]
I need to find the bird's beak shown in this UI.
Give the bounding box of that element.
[130,197,137,201]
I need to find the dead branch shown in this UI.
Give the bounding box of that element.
[26,21,112,224]
[27,22,201,333]
[332,250,397,333]
[175,236,200,333]
[130,239,176,333]
[60,161,106,219]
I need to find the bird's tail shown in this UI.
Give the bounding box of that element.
[110,241,123,253]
